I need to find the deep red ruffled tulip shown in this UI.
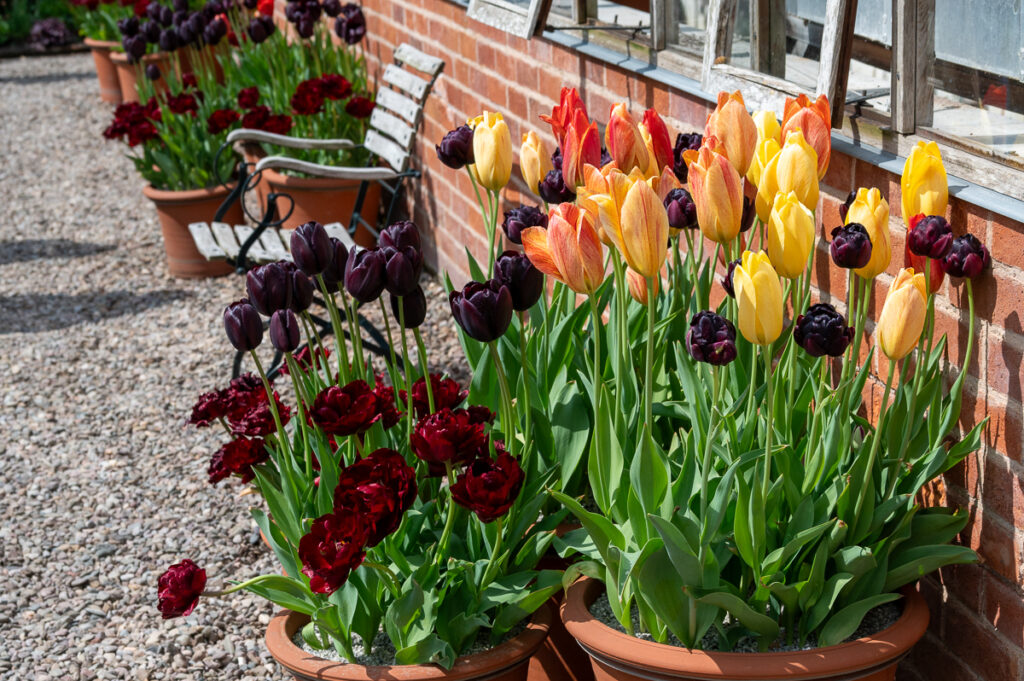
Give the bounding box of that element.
[451,447,524,523]
[166,92,198,116]
[208,436,268,484]
[345,96,375,119]
[188,390,227,427]
[228,391,290,437]
[298,512,368,594]
[281,346,331,375]
[291,79,324,116]
[310,381,380,436]
[237,86,259,110]
[399,373,468,419]
[319,74,352,100]
[409,407,488,466]
[333,448,417,546]
[372,383,403,429]
[206,108,239,135]
[157,559,206,619]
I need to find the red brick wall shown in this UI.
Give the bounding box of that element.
[353,0,1023,676]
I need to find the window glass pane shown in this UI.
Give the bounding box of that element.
[548,0,650,34]
[929,0,1024,158]
[668,0,708,58]
[847,0,891,114]
[726,0,828,91]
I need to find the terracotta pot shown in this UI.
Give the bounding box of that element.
[260,167,382,248]
[142,184,239,278]
[561,578,928,681]
[265,600,555,681]
[84,38,122,104]
[110,51,171,103]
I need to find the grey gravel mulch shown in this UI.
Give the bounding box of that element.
[0,53,465,681]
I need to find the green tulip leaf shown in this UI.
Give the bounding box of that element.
[818,593,902,647]
[695,592,779,639]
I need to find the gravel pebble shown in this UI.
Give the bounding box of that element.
[0,53,467,680]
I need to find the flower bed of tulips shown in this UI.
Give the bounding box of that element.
[155,82,990,673]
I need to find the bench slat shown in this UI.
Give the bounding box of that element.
[394,43,444,77]
[234,226,273,263]
[370,107,415,149]
[259,229,291,261]
[376,87,421,125]
[383,64,431,100]
[188,222,227,260]
[365,130,409,172]
[323,222,357,250]
[210,222,241,258]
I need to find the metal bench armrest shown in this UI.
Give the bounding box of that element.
[253,155,402,181]
[227,128,358,151]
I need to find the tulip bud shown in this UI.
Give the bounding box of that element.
[561,110,601,187]
[766,191,815,279]
[623,267,657,305]
[379,220,422,252]
[158,27,179,51]
[733,250,783,346]
[436,125,475,169]
[146,63,161,80]
[830,222,872,269]
[794,303,853,357]
[471,112,513,191]
[269,309,300,352]
[772,130,819,215]
[450,279,513,342]
[290,221,333,276]
[224,300,263,351]
[495,251,543,311]
[281,262,313,313]
[322,0,341,16]
[846,187,891,280]
[320,237,350,293]
[520,131,553,196]
[686,311,737,365]
[705,91,758,176]
[901,141,948,225]
[747,136,780,189]
[688,143,744,244]
[740,196,755,233]
[639,109,674,178]
[141,20,160,43]
[501,205,547,245]
[781,94,831,179]
[672,132,702,182]
[721,258,740,298]
[118,16,140,36]
[382,245,423,297]
[247,16,271,43]
[344,247,387,303]
[877,268,927,360]
[907,214,953,259]
[663,188,697,233]
[124,34,146,61]
[752,110,781,146]
[606,103,649,175]
[942,233,990,279]
[335,3,365,44]
[246,261,291,316]
[390,287,427,328]
[838,190,857,222]
[538,168,576,204]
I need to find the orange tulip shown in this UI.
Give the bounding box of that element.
[688,141,744,244]
[562,109,602,188]
[578,163,635,246]
[521,203,605,294]
[639,109,674,178]
[618,179,670,278]
[781,94,831,179]
[705,90,758,177]
[540,86,588,147]
[626,266,659,305]
[606,103,649,175]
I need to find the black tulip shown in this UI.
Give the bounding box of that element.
[296,16,314,37]
[721,258,740,298]
[281,262,313,313]
[269,309,301,353]
[242,0,257,9]
[908,214,954,259]
[599,147,613,167]
[450,279,513,343]
[435,125,475,169]
[146,2,163,22]
[145,63,161,80]
[502,205,547,245]
[663,188,697,232]
[390,287,427,329]
[247,16,269,42]
[495,251,542,311]
[173,0,187,11]
[672,132,702,183]
[943,233,990,279]
[382,246,423,297]
[246,261,292,315]
[118,16,140,36]
[838,190,857,223]
[829,223,872,270]
[284,2,301,21]
[686,311,737,366]
[290,221,333,276]
[323,0,342,16]
[739,196,755,233]
[159,5,173,26]
[794,303,854,358]
[379,220,422,251]
[158,27,179,50]
[224,300,263,351]
[344,247,387,303]
[172,8,188,24]
[123,34,146,60]
[320,237,350,293]
[334,3,365,44]
[538,168,576,205]
[141,20,161,43]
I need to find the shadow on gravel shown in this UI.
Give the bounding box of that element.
[0,71,94,86]
[0,239,116,266]
[0,289,192,334]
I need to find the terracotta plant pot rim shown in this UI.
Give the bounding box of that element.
[561,577,928,680]
[109,50,170,64]
[142,183,234,204]
[83,37,120,50]
[265,599,554,681]
[261,166,364,189]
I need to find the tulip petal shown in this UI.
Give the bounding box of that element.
[620,180,669,278]
[521,227,560,281]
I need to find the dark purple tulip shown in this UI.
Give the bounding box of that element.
[158,27,179,51]
[721,258,740,298]
[323,0,342,16]
[270,309,301,353]
[435,125,475,169]
[390,287,427,329]
[550,146,561,169]
[382,246,423,297]
[224,300,263,351]
[794,303,853,358]
[502,205,547,245]
[686,311,736,366]
[141,20,160,43]
[202,17,225,45]
[663,188,697,232]
[123,34,146,61]
[908,214,954,259]
[242,0,257,9]
[118,16,140,36]
[145,63,161,80]
[281,262,313,313]
[672,132,702,183]
[379,220,422,252]
[344,247,387,303]
[538,168,576,205]
[146,3,163,22]
[838,190,857,223]
[296,17,315,38]
[830,222,872,270]
[284,2,301,21]
[599,147,613,167]
[495,251,542,311]
[159,5,173,26]
[247,16,270,43]
[320,237,350,293]
[942,233,990,279]
[740,196,755,233]
[173,0,187,11]
[246,261,292,316]
[291,221,333,276]
[450,279,513,343]
[334,3,365,44]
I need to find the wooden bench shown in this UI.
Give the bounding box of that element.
[187,221,356,266]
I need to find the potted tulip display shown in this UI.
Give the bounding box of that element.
[432,90,988,681]
[160,221,568,679]
[68,0,152,103]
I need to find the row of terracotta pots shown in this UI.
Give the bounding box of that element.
[264,577,928,681]
[84,38,172,105]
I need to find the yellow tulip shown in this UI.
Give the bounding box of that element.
[688,141,744,244]
[618,179,669,278]
[877,267,927,360]
[774,130,819,212]
[520,131,552,196]
[747,137,780,189]
[847,187,891,280]
[781,94,831,180]
[766,191,815,279]
[901,141,948,223]
[471,111,513,191]
[753,110,781,146]
[733,250,784,346]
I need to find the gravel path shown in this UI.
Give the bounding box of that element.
[0,53,465,681]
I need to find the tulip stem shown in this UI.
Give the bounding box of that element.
[341,292,366,380]
[436,461,459,565]
[700,367,723,520]
[587,294,604,439]
[413,328,436,415]
[316,275,349,385]
[485,190,499,278]
[488,342,516,451]
[481,516,504,589]
[363,561,402,598]
[644,277,657,434]
[377,297,404,403]
[761,346,775,501]
[249,351,294,487]
[203,572,285,598]
[284,353,312,479]
[855,359,897,523]
[517,312,532,447]
[397,297,415,437]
